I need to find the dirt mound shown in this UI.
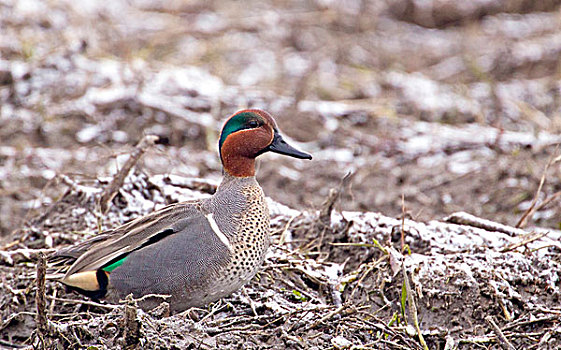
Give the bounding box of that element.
[1,166,559,349]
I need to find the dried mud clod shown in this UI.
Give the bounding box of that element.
[1,165,560,349]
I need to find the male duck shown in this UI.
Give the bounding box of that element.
[52,109,312,312]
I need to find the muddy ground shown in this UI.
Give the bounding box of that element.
[1,0,561,349]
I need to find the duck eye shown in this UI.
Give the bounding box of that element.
[248,120,259,128]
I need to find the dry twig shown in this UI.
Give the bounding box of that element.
[47,296,119,310]
[35,253,49,338]
[500,231,548,253]
[444,211,526,237]
[312,171,354,253]
[534,190,561,212]
[486,316,516,350]
[318,171,354,225]
[516,148,560,228]
[99,135,159,213]
[123,294,141,349]
[305,304,350,331]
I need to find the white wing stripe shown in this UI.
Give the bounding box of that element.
[205,213,233,252]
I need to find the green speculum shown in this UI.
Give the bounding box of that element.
[102,256,127,272]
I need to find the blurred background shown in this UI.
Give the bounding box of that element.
[2,0,561,236]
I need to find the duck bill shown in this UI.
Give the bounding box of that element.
[267,131,312,159]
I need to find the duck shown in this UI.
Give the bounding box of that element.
[51,109,312,312]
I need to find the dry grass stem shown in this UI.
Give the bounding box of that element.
[402,263,428,350]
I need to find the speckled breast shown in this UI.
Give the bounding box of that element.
[204,184,271,302]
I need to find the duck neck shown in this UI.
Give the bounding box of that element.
[217,172,259,197]
[221,154,256,177]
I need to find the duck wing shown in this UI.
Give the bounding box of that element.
[51,200,207,276]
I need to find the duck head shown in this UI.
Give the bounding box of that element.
[219,109,312,177]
